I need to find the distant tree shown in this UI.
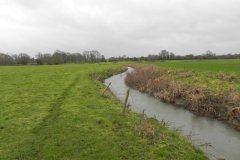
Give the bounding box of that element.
[43,53,53,64]
[0,53,14,65]
[159,50,169,60]
[12,53,31,65]
[101,55,106,62]
[36,53,44,65]
[36,53,53,65]
[2,50,108,65]
[169,52,175,59]
[202,50,216,59]
[185,54,194,59]
[83,50,104,63]
[52,50,65,64]
[108,57,118,62]
[71,53,84,63]
[147,54,159,61]
[139,56,146,61]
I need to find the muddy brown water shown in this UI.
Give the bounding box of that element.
[104,67,240,160]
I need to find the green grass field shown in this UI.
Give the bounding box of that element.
[146,59,240,93]
[151,59,240,74]
[0,63,206,160]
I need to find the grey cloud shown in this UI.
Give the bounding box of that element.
[0,0,240,57]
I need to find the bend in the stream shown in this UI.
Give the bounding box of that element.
[104,67,240,160]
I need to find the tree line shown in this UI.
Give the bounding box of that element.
[0,50,106,65]
[108,50,240,62]
[1,49,240,65]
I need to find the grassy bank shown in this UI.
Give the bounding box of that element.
[126,60,240,130]
[0,63,206,159]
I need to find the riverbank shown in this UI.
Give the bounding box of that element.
[0,63,207,159]
[125,64,240,131]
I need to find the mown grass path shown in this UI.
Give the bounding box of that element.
[0,64,207,160]
[18,75,81,159]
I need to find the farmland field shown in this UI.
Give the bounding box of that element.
[0,63,206,160]
[144,59,240,93]
[150,59,240,74]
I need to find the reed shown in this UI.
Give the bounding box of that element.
[126,65,240,131]
[133,110,156,139]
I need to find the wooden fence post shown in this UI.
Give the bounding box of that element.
[102,82,111,96]
[123,89,130,112]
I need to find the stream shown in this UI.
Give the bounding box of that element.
[104,67,240,160]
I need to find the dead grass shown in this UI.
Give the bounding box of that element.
[133,111,158,140]
[216,72,237,82]
[126,65,240,131]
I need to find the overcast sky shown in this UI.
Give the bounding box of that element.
[0,0,240,57]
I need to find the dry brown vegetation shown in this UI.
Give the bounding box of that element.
[125,65,240,131]
[133,111,159,140]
